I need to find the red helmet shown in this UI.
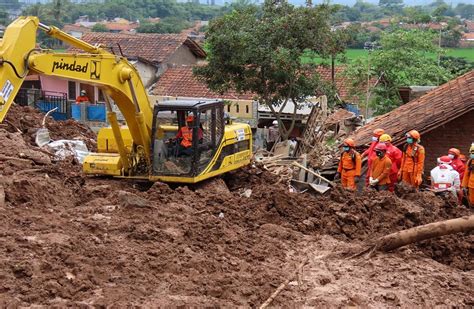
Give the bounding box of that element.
[437,155,452,165]
[373,128,385,137]
[374,143,387,151]
[406,130,420,140]
[343,138,355,148]
[448,148,460,157]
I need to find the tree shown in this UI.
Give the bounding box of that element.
[345,30,453,115]
[194,0,334,140]
[137,17,191,33]
[379,0,403,14]
[91,23,109,32]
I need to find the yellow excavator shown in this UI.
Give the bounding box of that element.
[0,16,252,183]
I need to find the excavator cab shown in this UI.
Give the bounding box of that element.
[151,100,227,181]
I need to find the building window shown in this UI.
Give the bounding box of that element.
[236,104,239,113]
[227,104,231,113]
[68,81,76,100]
[246,105,249,114]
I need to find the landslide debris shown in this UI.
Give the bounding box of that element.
[0,104,472,307]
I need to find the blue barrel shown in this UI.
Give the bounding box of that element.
[71,104,81,120]
[345,103,360,116]
[87,104,106,122]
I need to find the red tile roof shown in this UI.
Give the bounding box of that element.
[462,33,474,40]
[465,20,474,32]
[104,22,139,32]
[63,24,91,34]
[153,66,255,100]
[153,65,363,102]
[349,70,474,148]
[68,32,206,64]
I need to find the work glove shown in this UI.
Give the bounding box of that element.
[397,171,402,182]
[463,187,469,197]
[414,175,422,186]
[334,172,340,181]
[369,177,379,186]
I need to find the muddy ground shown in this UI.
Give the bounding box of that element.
[0,105,472,307]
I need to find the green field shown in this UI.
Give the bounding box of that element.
[303,48,474,64]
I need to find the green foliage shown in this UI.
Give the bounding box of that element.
[137,17,192,34]
[439,56,474,76]
[345,29,453,115]
[194,1,336,139]
[91,23,109,32]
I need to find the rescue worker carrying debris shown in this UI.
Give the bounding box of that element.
[430,155,460,199]
[447,148,465,180]
[362,128,385,186]
[398,130,425,188]
[461,144,474,207]
[369,143,392,191]
[379,133,402,192]
[336,138,362,191]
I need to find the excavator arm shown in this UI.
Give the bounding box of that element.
[0,16,154,175]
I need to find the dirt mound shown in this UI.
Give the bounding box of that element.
[4,104,96,150]
[0,107,472,306]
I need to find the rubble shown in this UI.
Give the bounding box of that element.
[0,104,472,307]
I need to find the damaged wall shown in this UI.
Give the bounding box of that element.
[421,110,474,173]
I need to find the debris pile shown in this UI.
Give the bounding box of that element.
[0,104,472,307]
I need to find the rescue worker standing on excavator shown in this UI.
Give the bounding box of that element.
[430,156,460,199]
[398,130,425,188]
[461,144,474,207]
[336,138,362,191]
[369,143,392,191]
[447,148,465,180]
[362,128,385,186]
[379,134,402,192]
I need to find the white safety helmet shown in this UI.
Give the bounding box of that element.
[80,90,86,95]
[272,120,278,126]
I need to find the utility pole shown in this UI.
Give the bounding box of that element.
[363,41,375,123]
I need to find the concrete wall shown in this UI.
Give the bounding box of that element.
[166,45,199,66]
[133,61,158,87]
[39,76,68,94]
[420,110,474,173]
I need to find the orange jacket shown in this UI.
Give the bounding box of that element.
[400,144,425,176]
[337,150,362,176]
[76,95,90,104]
[176,126,193,148]
[451,157,465,180]
[371,155,392,185]
[462,160,474,188]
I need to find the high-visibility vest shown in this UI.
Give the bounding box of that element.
[180,127,193,148]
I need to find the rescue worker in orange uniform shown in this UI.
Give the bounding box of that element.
[447,148,465,180]
[75,90,90,104]
[175,115,203,156]
[398,130,425,188]
[362,128,385,186]
[336,138,362,191]
[369,143,392,191]
[461,144,474,207]
[379,134,402,192]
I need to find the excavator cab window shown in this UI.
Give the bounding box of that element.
[151,101,224,177]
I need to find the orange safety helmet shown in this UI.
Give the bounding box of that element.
[459,154,467,162]
[186,115,195,123]
[343,138,355,148]
[448,148,461,157]
[406,130,420,140]
[373,128,385,137]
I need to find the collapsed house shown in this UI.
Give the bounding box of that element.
[349,70,474,173]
